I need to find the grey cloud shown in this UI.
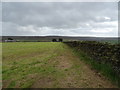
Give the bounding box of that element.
[2,2,118,36]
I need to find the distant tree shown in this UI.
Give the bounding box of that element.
[52,39,57,42]
[8,38,13,40]
[59,38,63,42]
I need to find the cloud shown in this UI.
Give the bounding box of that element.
[2,2,118,37]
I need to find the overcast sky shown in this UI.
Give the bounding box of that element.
[1,2,118,37]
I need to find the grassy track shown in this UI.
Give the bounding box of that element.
[2,42,117,88]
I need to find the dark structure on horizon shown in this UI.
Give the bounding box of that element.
[52,39,57,42]
[52,38,63,42]
[8,38,13,40]
[59,38,63,42]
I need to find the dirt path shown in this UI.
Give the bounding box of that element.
[31,43,117,88]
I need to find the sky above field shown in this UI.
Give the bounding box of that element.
[1,2,118,37]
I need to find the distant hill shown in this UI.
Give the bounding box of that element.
[1,36,119,42]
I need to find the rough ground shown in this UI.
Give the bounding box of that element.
[2,42,117,88]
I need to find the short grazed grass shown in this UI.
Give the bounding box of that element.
[2,42,117,88]
[2,42,66,88]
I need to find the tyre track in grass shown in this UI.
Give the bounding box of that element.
[31,43,117,88]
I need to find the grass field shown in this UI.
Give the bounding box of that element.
[2,42,117,88]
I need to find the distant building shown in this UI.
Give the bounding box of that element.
[4,38,18,42]
[5,40,16,42]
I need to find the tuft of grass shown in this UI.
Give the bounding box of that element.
[72,48,120,87]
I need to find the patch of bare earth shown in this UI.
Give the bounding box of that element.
[31,76,56,88]
[56,55,72,70]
